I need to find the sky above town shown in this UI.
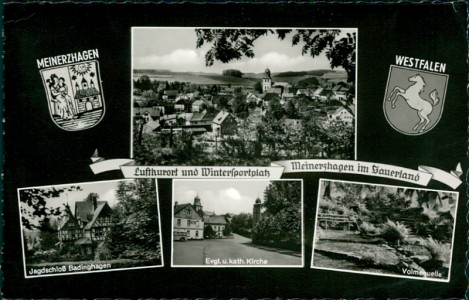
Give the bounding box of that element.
[173,180,276,214]
[132,28,355,73]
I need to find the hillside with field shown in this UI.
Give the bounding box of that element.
[133,69,346,85]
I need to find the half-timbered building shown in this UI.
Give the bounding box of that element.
[58,193,114,249]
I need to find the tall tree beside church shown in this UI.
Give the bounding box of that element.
[252,181,301,246]
[195,29,356,82]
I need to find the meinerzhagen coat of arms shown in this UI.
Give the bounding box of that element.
[38,50,105,131]
[384,65,448,135]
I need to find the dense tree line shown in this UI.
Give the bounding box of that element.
[252,181,301,251]
[222,69,243,78]
[230,213,253,237]
[103,179,161,261]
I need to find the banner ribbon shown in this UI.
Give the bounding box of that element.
[89,153,462,189]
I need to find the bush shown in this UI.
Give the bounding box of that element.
[420,236,451,264]
[358,250,386,266]
[94,242,113,261]
[319,199,339,212]
[359,221,380,236]
[357,203,371,215]
[380,219,410,245]
[204,225,216,239]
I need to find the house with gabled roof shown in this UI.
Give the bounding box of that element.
[189,111,215,126]
[134,107,163,122]
[205,215,227,237]
[331,90,348,101]
[58,204,83,242]
[327,106,354,125]
[174,98,188,113]
[296,89,311,97]
[142,119,161,134]
[192,100,205,113]
[174,194,232,240]
[312,87,324,100]
[173,196,205,240]
[164,90,178,100]
[212,111,237,136]
[246,92,263,105]
[58,193,114,253]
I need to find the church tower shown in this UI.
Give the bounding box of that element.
[253,196,262,226]
[262,67,272,92]
[193,194,203,215]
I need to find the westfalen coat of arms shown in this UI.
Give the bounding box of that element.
[40,61,105,131]
[384,65,448,135]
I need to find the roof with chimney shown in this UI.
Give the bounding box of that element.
[83,202,112,230]
[74,193,112,228]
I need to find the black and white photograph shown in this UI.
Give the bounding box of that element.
[172,179,303,267]
[311,179,458,282]
[132,27,356,166]
[18,179,163,278]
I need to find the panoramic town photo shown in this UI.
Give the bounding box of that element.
[131,27,356,166]
[172,179,303,267]
[19,179,163,278]
[311,179,458,282]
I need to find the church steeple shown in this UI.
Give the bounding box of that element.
[193,193,203,213]
[253,195,262,227]
[262,67,272,92]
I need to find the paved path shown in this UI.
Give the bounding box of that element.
[173,234,302,266]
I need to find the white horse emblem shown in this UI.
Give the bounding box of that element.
[388,74,439,133]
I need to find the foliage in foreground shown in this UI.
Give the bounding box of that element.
[358,250,388,266]
[252,181,301,251]
[358,221,380,236]
[420,236,451,264]
[104,179,161,261]
[380,219,410,245]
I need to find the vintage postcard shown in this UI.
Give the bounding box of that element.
[171,179,303,267]
[3,2,467,299]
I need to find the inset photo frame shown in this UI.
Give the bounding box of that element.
[18,179,163,278]
[311,179,458,282]
[171,179,304,267]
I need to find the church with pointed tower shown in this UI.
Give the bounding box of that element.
[262,67,272,92]
[173,194,205,240]
[174,193,232,240]
[252,196,263,227]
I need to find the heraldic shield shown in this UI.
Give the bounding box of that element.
[384,65,448,135]
[40,60,105,131]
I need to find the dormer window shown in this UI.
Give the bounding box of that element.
[186,208,191,216]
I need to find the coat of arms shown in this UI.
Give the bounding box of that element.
[384,65,448,135]
[40,60,105,131]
